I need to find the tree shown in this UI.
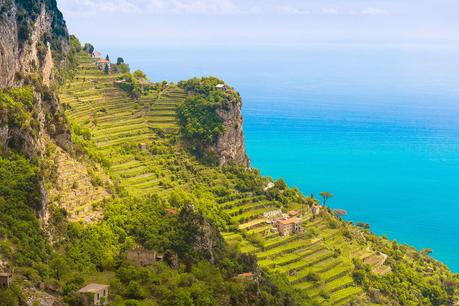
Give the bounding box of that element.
[69,35,81,52]
[104,63,110,75]
[83,43,94,54]
[133,70,147,82]
[319,192,333,206]
[117,57,124,65]
[117,63,130,74]
[105,54,110,61]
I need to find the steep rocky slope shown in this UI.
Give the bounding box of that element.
[213,92,250,167]
[0,0,69,88]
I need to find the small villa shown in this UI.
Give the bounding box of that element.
[215,83,226,91]
[0,273,11,288]
[276,217,303,236]
[79,283,109,305]
[96,58,110,70]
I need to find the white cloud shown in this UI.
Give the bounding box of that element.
[278,5,310,15]
[147,0,241,14]
[321,7,339,15]
[61,0,242,16]
[361,7,387,16]
[63,0,141,14]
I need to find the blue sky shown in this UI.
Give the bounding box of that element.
[58,0,459,47]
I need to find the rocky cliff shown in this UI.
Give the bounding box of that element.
[177,77,250,168]
[0,0,69,88]
[0,0,71,157]
[212,93,250,167]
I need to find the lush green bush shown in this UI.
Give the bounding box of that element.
[0,152,51,266]
[0,86,33,128]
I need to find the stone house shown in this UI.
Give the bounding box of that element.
[78,283,109,305]
[276,217,303,236]
[0,273,11,288]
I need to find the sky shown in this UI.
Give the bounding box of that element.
[57,0,459,47]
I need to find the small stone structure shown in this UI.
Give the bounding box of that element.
[125,245,162,266]
[311,204,320,216]
[215,84,227,91]
[0,273,11,288]
[276,217,303,236]
[139,142,148,151]
[78,283,109,305]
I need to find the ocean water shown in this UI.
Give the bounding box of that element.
[101,44,459,271]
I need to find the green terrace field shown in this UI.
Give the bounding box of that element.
[60,53,206,198]
[59,53,391,305]
[221,204,367,305]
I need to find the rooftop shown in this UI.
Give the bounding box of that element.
[238,272,255,277]
[215,84,226,88]
[97,59,110,63]
[278,217,302,225]
[78,283,109,293]
[165,208,177,215]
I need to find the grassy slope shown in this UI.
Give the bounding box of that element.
[59,53,456,305]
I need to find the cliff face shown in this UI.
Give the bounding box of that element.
[0,0,71,157]
[0,0,69,88]
[177,77,250,168]
[212,95,250,167]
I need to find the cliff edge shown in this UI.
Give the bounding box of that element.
[177,77,250,167]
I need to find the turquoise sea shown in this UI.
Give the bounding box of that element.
[101,44,459,271]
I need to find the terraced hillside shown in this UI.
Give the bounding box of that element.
[60,52,391,305]
[218,191,379,305]
[60,54,201,198]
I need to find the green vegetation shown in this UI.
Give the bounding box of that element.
[15,0,68,59]
[177,77,237,145]
[0,86,34,129]
[1,48,457,306]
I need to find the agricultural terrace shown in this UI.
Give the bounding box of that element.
[60,52,390,305]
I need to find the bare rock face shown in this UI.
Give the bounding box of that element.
[0,0,19,87]
[213,95,250,167]
[0,1,71,158]
[0,1,69,88]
